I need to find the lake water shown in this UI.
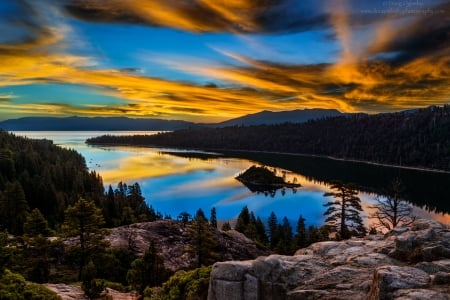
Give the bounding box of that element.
[13,131,450,227]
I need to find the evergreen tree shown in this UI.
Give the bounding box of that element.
[23,208,52,237]
[177,211,191,227]
[295,215,307,249]
[0,181,29,235]
[268,211,279,249]
[323,181,366,239]
[255,216,268,245]
[235,206,250,233]
[210,207,217,228]
[127,242,170,293]
[81,260,104,299]
[23,209,52,283]
[275,217,293,254]
[62,198,109,281]
[221,222,231,231]
[187,209,219,268]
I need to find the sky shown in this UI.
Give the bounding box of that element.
[0,0,448,122]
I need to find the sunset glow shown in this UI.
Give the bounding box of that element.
[0,0,448,121]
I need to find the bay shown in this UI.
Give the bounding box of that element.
[13,131,450,226]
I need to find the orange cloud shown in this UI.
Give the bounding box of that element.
[1,1,449,121]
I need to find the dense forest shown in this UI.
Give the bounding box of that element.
[87,105,450,171]
[0,130,417,299]
[0,131,158,232]
[0,130,334,299]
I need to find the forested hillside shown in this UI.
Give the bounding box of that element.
[87,106,450,171]
[0,131,158,232]
[0,131,104,231]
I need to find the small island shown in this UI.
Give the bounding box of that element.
[235,165,301,194]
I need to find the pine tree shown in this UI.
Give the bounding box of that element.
[0,181,29,235]
[23,208,52,282]
[210,207,217,228]
[177,211,191,227]
[268,211,279,249]
[187,209,219,268]
[234,206,250,233]
[295,215,307,249]
[62,198,109,281]
[23,208,52,237]
[221,222,231,231]
[126,242,170,293]
[255,216,268,245]
[323,181,366,239]
[275,217,293,254]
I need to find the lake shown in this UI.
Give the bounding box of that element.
[13,131,450,227]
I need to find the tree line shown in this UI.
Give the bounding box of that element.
[87,105,450,171]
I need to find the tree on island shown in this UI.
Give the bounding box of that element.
[62,198,109,281]
[370,178,416,231]
[323,181,366,239]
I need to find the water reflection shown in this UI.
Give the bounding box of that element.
[11,131,450,227]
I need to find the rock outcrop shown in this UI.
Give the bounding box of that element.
[44,284,138,300]
[208,219,450,300]
[106,220,269,271]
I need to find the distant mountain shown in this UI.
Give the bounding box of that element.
[216,108,345,127]
[0,116,198,131]
[0,109,349,131]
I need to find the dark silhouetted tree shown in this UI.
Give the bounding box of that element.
[323,181,366,239]
[221,222,231,231]
[187,209,219,268]
[295,215,307,249]
[0,181,29,235]
[62,198,109,281]
[210,207,217,228]
[370,178,416,231]
[268,211,280,249]
[127,241,170,293]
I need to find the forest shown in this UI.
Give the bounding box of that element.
[87,105,450,171]
[0,130,335,299]
[0,130,416,299]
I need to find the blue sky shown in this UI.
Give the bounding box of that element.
[0,0,448,122]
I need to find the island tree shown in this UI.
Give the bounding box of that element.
[370,178,416,231]
[323,181,366,239]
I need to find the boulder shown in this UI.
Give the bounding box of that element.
[368,266,430,300]
[208,219,450,300]
[106,220,269,271]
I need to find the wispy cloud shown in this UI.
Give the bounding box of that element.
[0,0,448,121]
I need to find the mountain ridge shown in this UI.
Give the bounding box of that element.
[0,108,347,130]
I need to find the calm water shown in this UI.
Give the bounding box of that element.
[13,131,450,226]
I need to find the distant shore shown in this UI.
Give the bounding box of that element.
[85,139,450,174]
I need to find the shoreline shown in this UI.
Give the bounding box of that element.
[85,141,450,175]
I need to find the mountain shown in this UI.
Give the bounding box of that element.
[0,116,198,131]
[0,109,346,131]
[87,106,450,171]
[215,108,345,127]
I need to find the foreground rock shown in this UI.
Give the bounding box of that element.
[107,220,269,271]
[208,219,450,300]
[44,284,86,300]
[45,284,138,300]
